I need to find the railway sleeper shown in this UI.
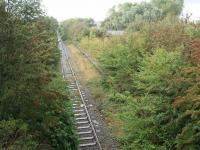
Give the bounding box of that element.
[75,113,86,116]
[73,102,82,105]
[71,89,78,91]
[76,117,88,120]
[77,121,89,124]
[79,142,97,147]
[73,102,81,105]
[68,84,75,87]
[73,106,79,109]
[77,125,90,129]
[73,98,81,101]
[79,139,96,145]
[74,109,85,112]
[79,136,94,140]
[78,130,92,135]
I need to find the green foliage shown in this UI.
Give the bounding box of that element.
[60,18,94,41]
[102,0,184,30]
[100,46,185,149]
[167,66,200,150]
[185,24,200,39]
[4,0,43,21]
[41,73,78,149]
[0,0,78,149]
[119,97,166,150]
[135,49,184,94]
[152,19,185,51]
[78,36,127,60]
[89,28,107,38]
[99,33,148,92]
[102,2,162,30]
[184,24,200,65]
[152,0,184,17]
[0,119,37,149]
[131,49,185,149]
[109,92,132,104]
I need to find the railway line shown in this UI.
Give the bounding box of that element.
[58,38,102,150]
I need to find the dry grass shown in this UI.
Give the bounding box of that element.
[67,44,100,83]
[106,116,124,137]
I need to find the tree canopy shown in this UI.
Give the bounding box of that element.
[0,0,77,149]
[60,18,95,41]
[102,0,184,30]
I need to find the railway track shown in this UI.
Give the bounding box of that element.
[58,38,102,150]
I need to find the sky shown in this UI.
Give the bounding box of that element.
[42,0,200,22]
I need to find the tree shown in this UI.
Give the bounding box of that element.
[0,0,77,149]
[102,0,184,30]
[60,18,95,41]
[152,0,184,17]
[102,2,162,30]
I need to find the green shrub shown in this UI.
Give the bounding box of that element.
[0,119,37,150]
[167,66,200,150]
[99,37,145,92]
[109,92,132,104]
[185,24,200,39]
[118,49,185,149]
[41,73,78,149]
[99,46,194,149]
[134,48,184,95]
[89,28,107,38]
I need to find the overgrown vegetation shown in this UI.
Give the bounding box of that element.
[60,18,96,41]
[0,0,77,149]
[61,0,200,149]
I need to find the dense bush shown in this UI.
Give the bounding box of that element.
[88,19,200,150]
[0,0,77,149]
[184,23,200,65]
[170,66,200,150]
[148,18,186,51]
[89,28,107,38]
[78,36,127,59]
[129,49,185,149]
[99,41,144,92]
[60,18,94,41]
[0,119,37,149]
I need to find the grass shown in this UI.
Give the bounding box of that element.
[67,44,100,83]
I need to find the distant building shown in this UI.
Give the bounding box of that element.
[107,30,125,36]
